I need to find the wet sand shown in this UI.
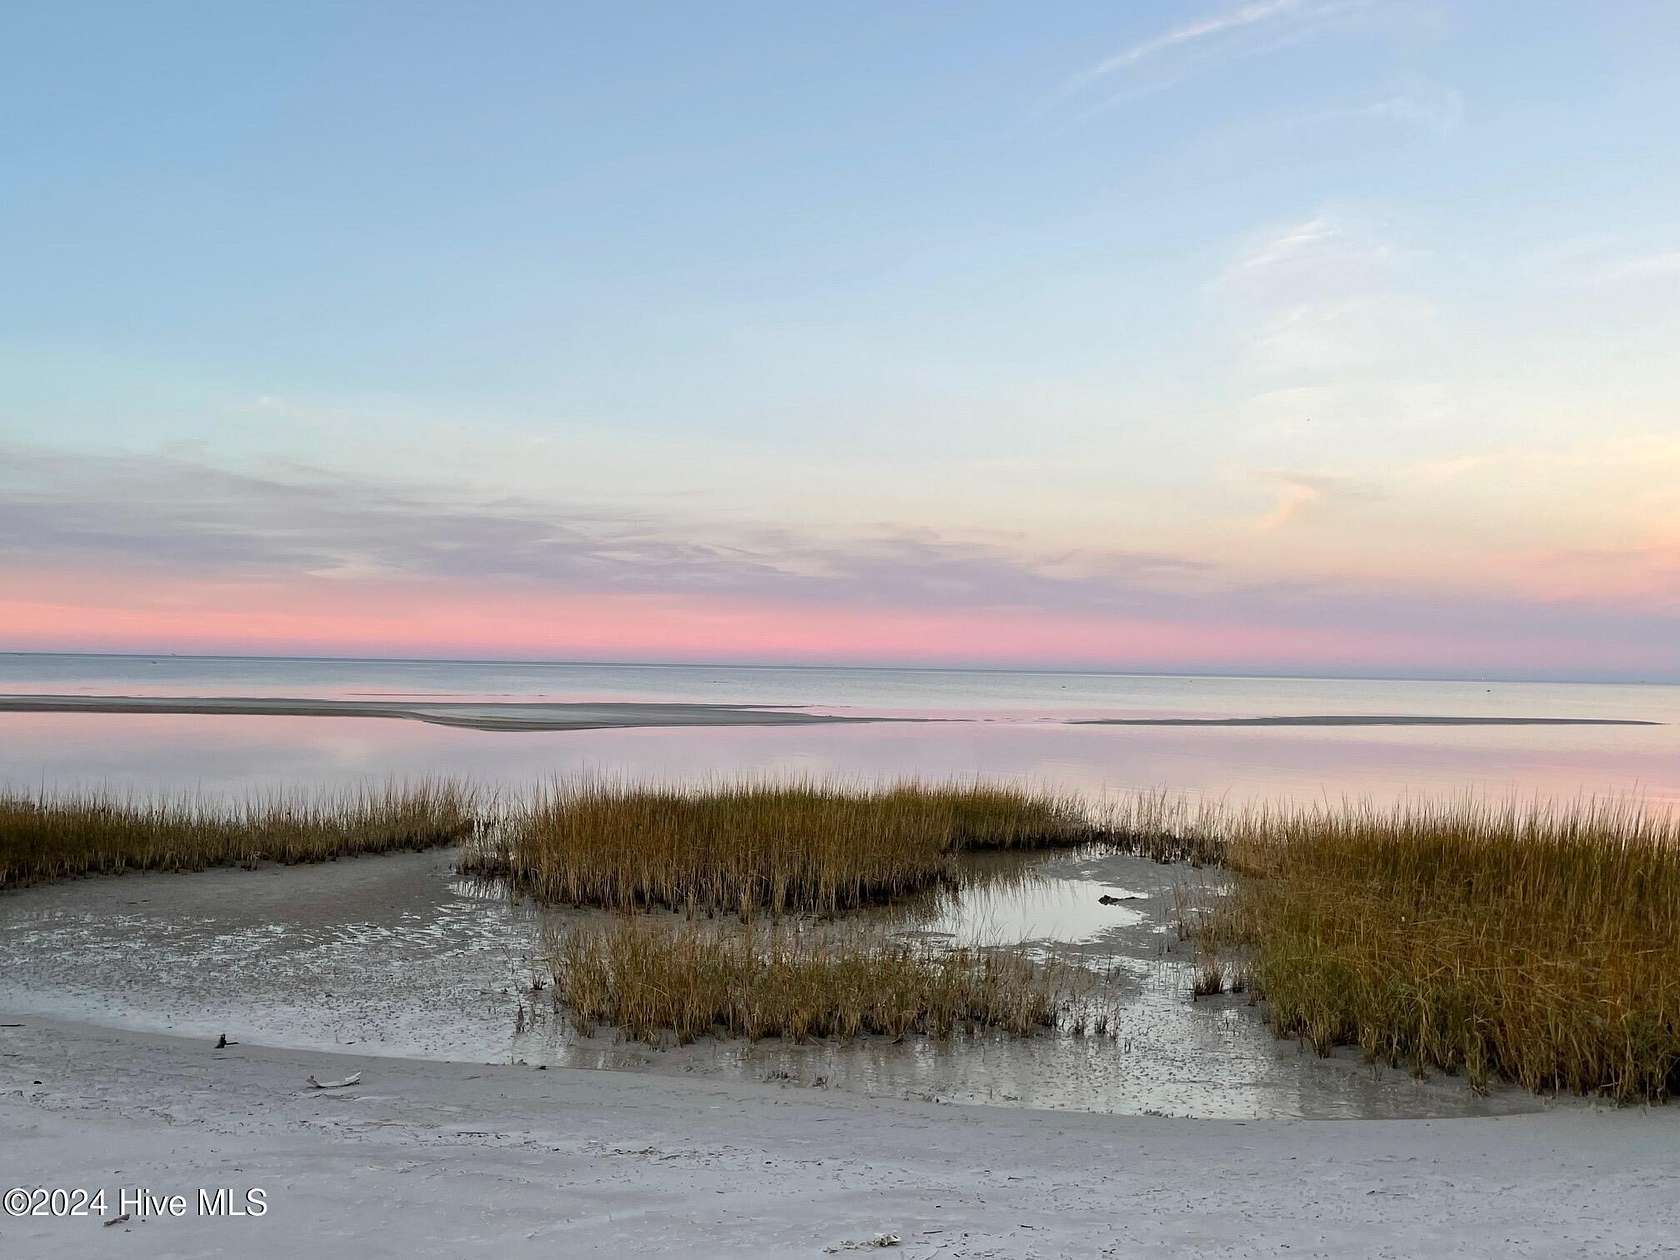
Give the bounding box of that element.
[0,694,887,732]
[0,848,1530,1120]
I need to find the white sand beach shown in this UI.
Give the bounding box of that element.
[2,1016,1676,1258]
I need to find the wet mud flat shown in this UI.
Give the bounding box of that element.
[0,846,1535,1119]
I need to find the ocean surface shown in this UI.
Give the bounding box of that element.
[4,653,1678,807]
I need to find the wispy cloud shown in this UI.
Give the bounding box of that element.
[1253,470,1378,531]
[0,444,1213,615]
[1069,0,1311,87]
[1363,76,1464,134]
[1216,210,1436,377]
[1600,250,1680,283]
[1222,212,1397,293]
[5,443,1677,674]
[1060,0,1376,109]
[1521,239,1680,291]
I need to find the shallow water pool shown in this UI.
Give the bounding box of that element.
[0,846,1536,1120]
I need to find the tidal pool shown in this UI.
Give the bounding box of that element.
[0,845,1535,1120]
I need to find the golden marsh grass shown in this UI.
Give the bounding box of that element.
[1226,797,1680,1101]
[548,916,1061,1044]
[464,778,1098,916]
[10,767,1677,1099]
[0,780,480,889]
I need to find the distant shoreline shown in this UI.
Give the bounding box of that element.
[0,694,886,732]
[1076,714,1660,727]
[0,694,1658,730]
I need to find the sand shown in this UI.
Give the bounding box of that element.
[1,695,1653,733]
[2,1016,1676,1258]
[0,695,886,732]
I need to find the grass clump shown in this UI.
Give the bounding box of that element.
[1106,791,1229,866]
[1230,797,1680,1101]
[549,916,1058,1045]
[0,780,480,889]
[465,778,1096,917]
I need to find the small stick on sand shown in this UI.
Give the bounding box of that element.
[305,1072,362,1089]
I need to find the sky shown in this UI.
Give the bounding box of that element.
[3,1,1678,680]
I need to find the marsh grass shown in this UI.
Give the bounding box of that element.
[18,767,1674,1099]
[1228,797,1680,1101]
[1105,790,1229,866]
[1190,958,1227,998]
[547,916,1064,1044]
[0,780,480,889]
[466,778,1098,917]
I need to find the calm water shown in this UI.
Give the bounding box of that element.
[3,653,1677,806]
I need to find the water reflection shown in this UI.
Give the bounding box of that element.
[5,710,1679,810]
[867,853,1148,950]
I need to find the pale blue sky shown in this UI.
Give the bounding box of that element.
[4,2,1679,676]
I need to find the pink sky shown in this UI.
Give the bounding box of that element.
[4,440,1677,681]
[6,564,1673,680]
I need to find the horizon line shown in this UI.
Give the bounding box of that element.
[1,647,1674,689]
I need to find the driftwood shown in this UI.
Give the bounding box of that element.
[305,1071,362,1090]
